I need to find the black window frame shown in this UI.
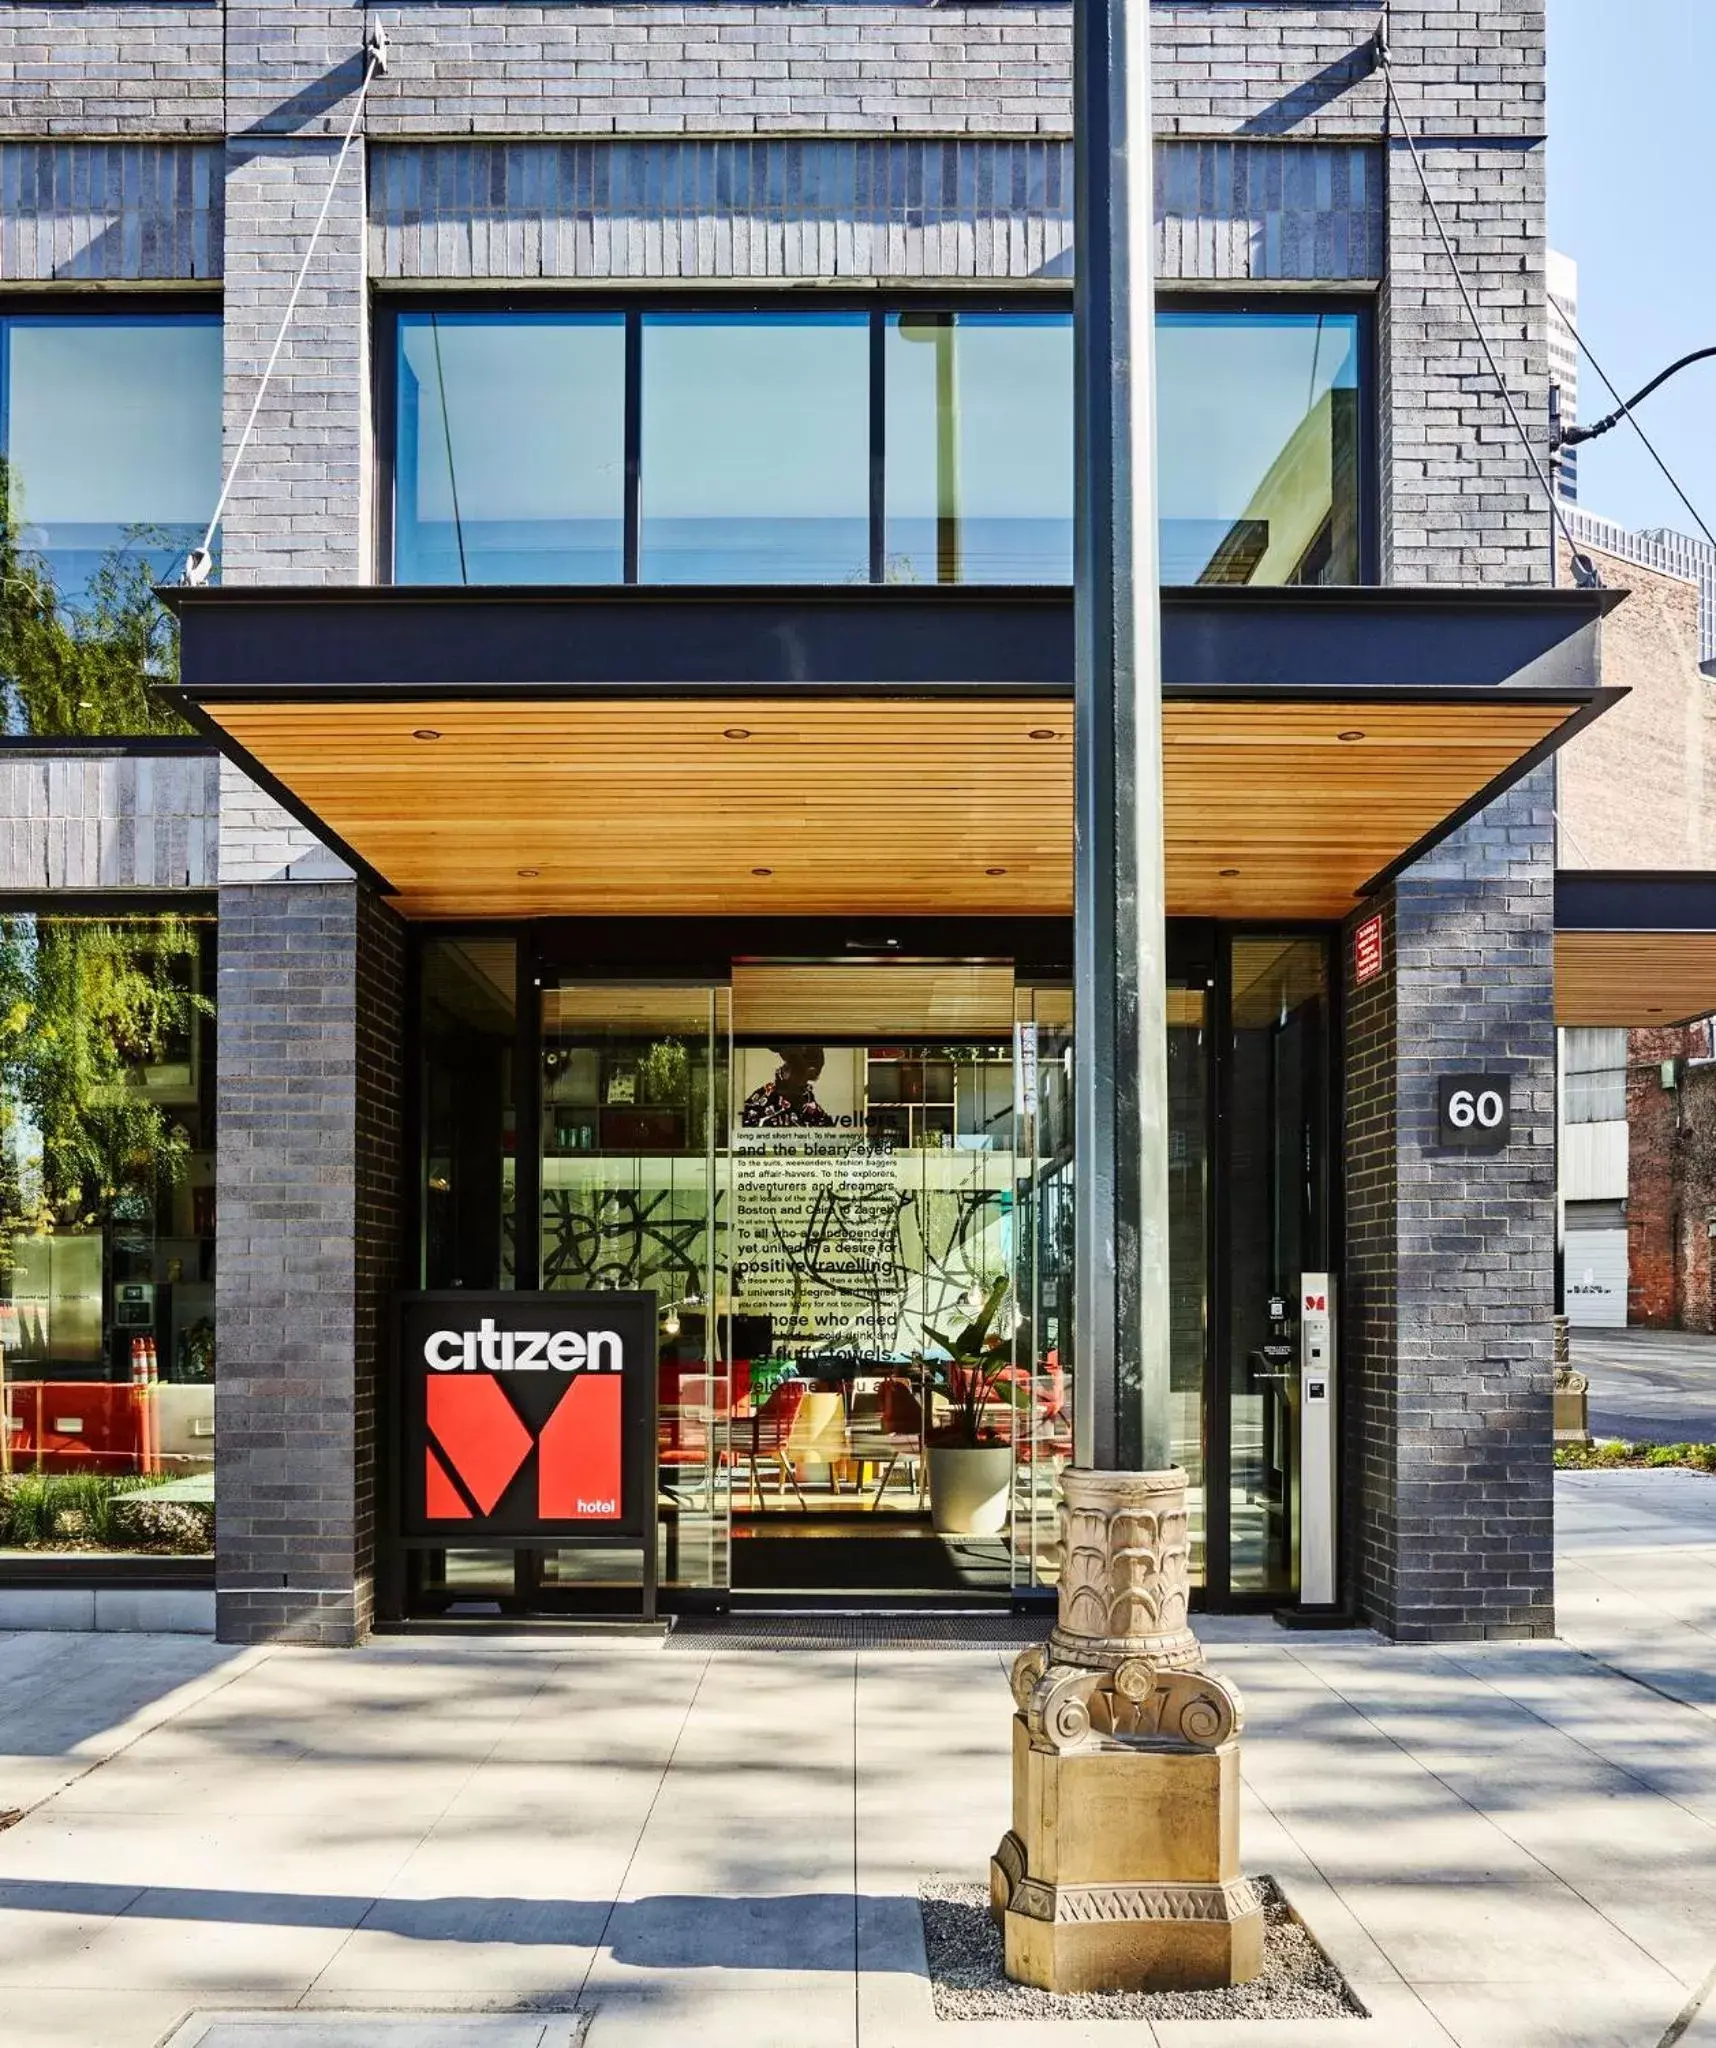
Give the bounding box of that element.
[374,288,1378,590]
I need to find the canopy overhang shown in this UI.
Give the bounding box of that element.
[1556,872,1716,1027]
[164,584,1622,924]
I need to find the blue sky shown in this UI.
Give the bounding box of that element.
[1548,0,1716,537]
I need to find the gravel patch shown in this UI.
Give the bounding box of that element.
[921,1876,1368,2022]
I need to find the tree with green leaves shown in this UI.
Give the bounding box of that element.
[0,915,211,1241]
[0,458,193,737]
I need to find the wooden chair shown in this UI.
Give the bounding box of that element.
[735,1378,810,1510]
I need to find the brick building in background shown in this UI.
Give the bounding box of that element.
[1556,539,1716,1331]
[0,3,1654,1648]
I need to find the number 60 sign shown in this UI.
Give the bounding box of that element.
[1436,1075,1512,1153]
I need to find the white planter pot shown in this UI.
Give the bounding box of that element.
[927,1445,1014,1537]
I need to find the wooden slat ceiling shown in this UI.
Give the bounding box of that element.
[732,963,1017,1038]
[209,695,1581,923]
[1555,932,1716,1027]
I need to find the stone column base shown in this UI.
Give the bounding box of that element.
[993,1831,1264,1993]
[990,1729,1264,1993]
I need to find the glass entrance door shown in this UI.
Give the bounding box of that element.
[402,926,1334,1617]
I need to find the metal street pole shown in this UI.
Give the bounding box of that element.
[1071,0,1172,1474]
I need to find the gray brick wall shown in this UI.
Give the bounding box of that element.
[0,5,222,137]
[1343,763,1558,1642]
[0,141,222,281]
[0,746,220,888]
[221,136,369,582]
[217,758,352,884]
[214,876,403,1647]
[1382,137,1551,586]
[368,134,1381,285]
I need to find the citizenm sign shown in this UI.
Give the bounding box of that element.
[397,1292,657,1543]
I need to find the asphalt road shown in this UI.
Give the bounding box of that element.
[1571,1325,1716,1443]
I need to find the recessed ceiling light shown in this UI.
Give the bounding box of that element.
[517,868,540,878]
[1338,729,1366,743]
[1219,867,1241,877]
[412,727,442,741]
[985,867,1007,876]
[723,727,752,741]
[1027,728,1058,741]
[752,866,773,877]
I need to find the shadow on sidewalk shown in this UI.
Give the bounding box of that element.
[0,1878,910,1969]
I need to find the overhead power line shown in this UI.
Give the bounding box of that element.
[1559,323,1716,558]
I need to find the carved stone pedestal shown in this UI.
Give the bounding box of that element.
[991,1468,1263,1993]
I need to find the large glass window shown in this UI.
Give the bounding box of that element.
[394,313,625,584]
[640,312,870,583]
[0,310,221,736]
[885,311,1073,583]
[390,302,1368,590]
[1157,309,1363,587]
[0,910,217,1560]
[3,313,221,601]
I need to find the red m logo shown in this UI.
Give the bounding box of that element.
[423,1374,623,1523]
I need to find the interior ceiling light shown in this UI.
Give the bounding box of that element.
[723,727,752,741]
[1338,729,1366,743]
[1027,728,1058,741]
[1219,867,1241,877]
[752,867,773,877]
[985,867,1007,876]
[517,868,540,878]
[412,727,442,741]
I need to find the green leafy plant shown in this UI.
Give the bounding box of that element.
[637,1038,691,1105]
[0,1471,145,1547]
[920,1275,1025,1448]
[1555,1439,1716,1473]
[0,466,192,738]
[0,914,211,1243]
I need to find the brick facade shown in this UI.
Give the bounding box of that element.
[214,878,403,1646]
[0,0,1564,1643]
[1626,1023,1716,1334]
[1344,764,1558,1641]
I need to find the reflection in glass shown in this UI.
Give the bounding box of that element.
[1226,936,1330,1596]
[640,312,870,583]
[395,312,626,583]
[0,913,217,1555]
[420,937,517,1290]
[540,984,727,1593]
[885,312,1073,584]
[1167,979,1210,1581]
[1157,310,1362,588]
[3,316,221,600]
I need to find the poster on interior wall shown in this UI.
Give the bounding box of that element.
[730,1046,908,1357]
[396,1291,656,1541]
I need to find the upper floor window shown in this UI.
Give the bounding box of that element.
[3,312,222,601]
[1,309,222,735]
[1157,309,1364,587]
[390,300,1367,589]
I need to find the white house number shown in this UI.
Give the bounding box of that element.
[1437,1075,1511,1152]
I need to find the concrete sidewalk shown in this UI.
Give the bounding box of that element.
[0,1471,1713,2048]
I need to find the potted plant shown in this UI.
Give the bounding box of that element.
[920,1276,1024,1538]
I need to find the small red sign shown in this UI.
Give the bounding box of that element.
[1354,913,1384,986]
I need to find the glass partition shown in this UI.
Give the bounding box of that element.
[0,911,217,1558]
[420,936,517,1290]
[1225,935,1331,1596]
[539,984,729,1596]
